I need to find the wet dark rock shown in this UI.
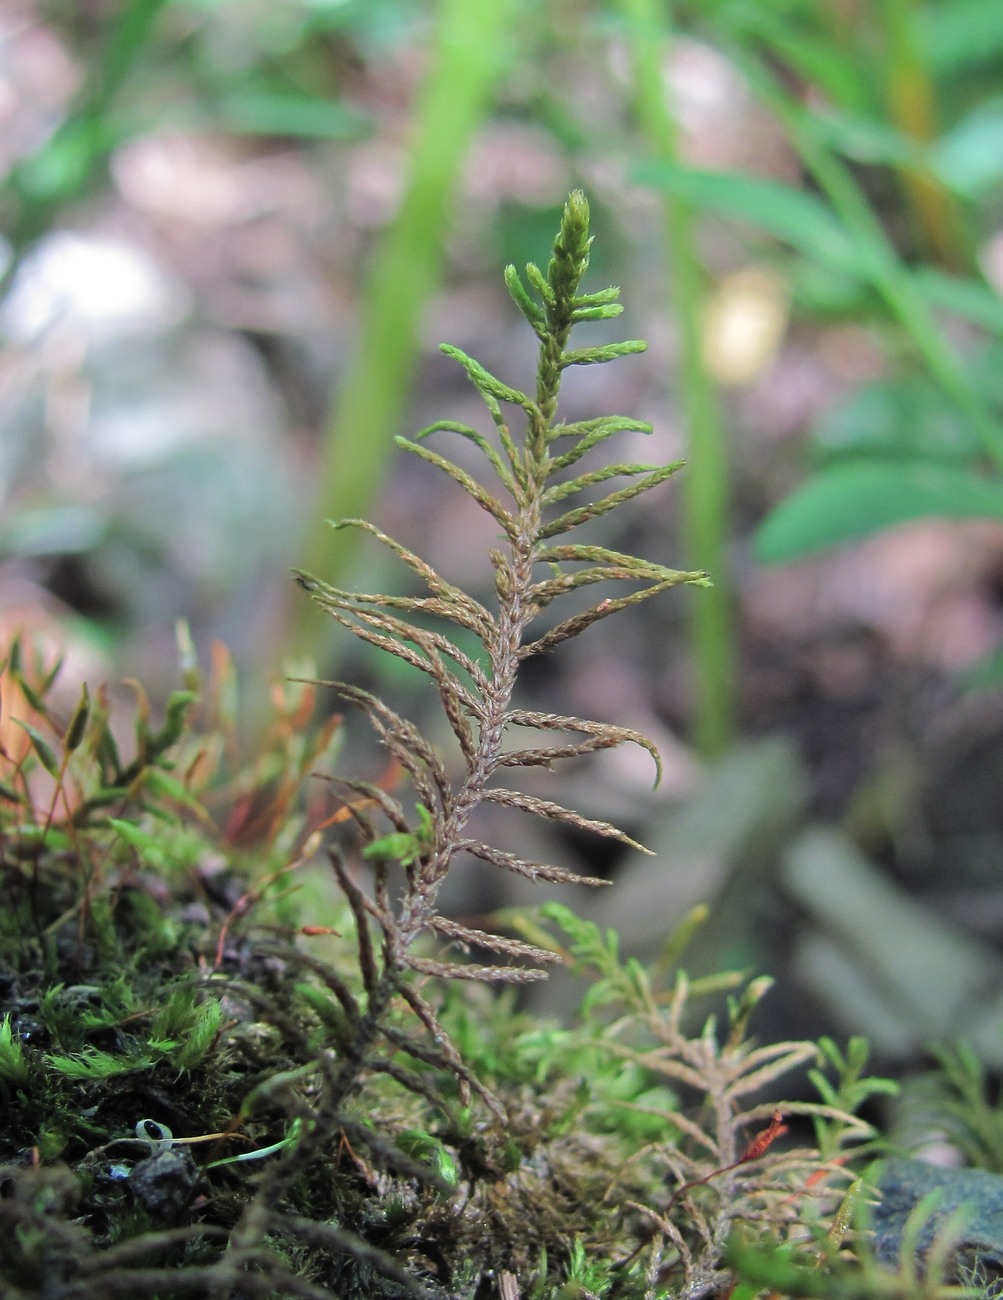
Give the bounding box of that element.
[128,1146,198,1221]
[873,1156,1003,1295]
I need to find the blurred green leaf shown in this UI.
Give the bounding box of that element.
[217,93,370,139]
[920,0,1003,76]
[962,645,1003,689]
[812,379,983,464]
[64,685,91,754]
[109,818,169,867]
[13,721,60,777]
[807,108,927,169]
[932,98,1003,197]
[914,266,1003,335]
[0,506,109,558]
[3,0,171,255]
[633,161,882,280]
[720,6,873,114]
[14,120,110,203]
[755,460,1003,561]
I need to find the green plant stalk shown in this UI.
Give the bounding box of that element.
[287,0,518,669]
[724,33,1003,474]
[618,0,735,758]
[877,0,967,271]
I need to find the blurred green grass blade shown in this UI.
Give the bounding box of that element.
[807,108,928,169]
[913,266,1003,335]
[919,0,1003,76]
[715,1,876,114]
[217,93,370,139]
[633,161,877,280]
[875,0,966,270]
[288,0,520,667]
[755,460,1003,562]
[618,0,735,758]
[5,0,171,254]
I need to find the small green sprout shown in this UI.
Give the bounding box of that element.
[394,1128,459,1191]
[206,1118,304,1170]
[362,803,436,867]
[0,1014,29,1087]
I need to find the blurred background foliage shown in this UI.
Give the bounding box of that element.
[4,0,1003,1074]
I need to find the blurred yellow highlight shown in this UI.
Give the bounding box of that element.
[701,265,790,386]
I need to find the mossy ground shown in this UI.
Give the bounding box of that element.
[0,845,657,1298]
[4,665,997,1299]
[0,652,660,1298]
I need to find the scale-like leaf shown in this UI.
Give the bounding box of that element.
[407,956,549,983]
[537,543,687,575]
[410,419,518,495]
[325,682,450,807]
[456,837,609,887]
[480,787,651,852]
[528,565,671,608]
[493,734,643,770]
[548,415,653,466]
[559,339,647,368]
[333,777,409,832]
[569,303,625,324]
[504,263,546,332]
[502,709,662,783]
[524,259,555,306]
[542,461,667,505]
[433,373,526,480]
[304,589,487,694]
[440,343,539,415]
[521,576,708,657]
[326,519,495,637]
[428,914,562,966]
[396,438,519,538]
[539,463,686,538]
[571,286,621,308]
[394,982,504,1107]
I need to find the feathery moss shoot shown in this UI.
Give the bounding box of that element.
[295,189,707,996]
